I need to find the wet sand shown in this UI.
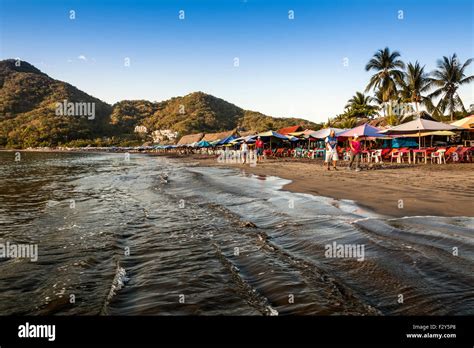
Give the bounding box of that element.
[180,155,474,218]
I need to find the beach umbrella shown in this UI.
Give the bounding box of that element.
[380,118,461,149]
[257,130,288,140]
[380,118,460,134]
[307,128,347,139]
[337,124,383,138]
[451,115,474,131]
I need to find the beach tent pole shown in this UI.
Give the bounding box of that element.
[418,130,421,149]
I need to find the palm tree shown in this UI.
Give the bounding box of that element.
[428,54,474,121]
[344,91,372,109]
[338,117,357,129]
[365,47,405,115]
[399,61,433,114]
[344,91,378,118]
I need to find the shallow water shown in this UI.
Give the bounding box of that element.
[0,151,472,315]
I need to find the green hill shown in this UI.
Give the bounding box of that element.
[0,59,112,148]
[113,92,319,136]
[0,60,319,148]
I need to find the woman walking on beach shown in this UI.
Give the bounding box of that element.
[255,136,264,163]
[240,140,249,164]
[325,129,338,170]
[348,134,361,171]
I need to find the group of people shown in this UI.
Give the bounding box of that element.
[238,130,362,171]
[325,129,361,171]
[239,136,265,164]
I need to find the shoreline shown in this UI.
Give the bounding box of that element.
[170,153,474,218]
[3,149,473,218]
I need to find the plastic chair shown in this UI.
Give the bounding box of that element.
[391,150,402,163]
[457,147,473,162]
[371,149,383,163]
[275,148,284,157]
[431,149,446,164]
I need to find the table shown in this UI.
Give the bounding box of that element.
[398,149,411,164]
[361,150,372,163]
[313,149,325,159]
[412,149,427,164]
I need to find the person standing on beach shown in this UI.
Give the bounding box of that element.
[240,140,249,164]
[255,136,264,163]
[325,129,338,170]
[348,134,361,171]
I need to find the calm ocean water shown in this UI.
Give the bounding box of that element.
[0,151,472,315]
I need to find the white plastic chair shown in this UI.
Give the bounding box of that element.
[371,149,383,163]
[431,149,446,164]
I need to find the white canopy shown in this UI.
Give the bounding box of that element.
[307,128,347,139]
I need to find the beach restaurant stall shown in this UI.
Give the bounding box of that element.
[380,118,460,147]
[255,130,293,156]
[337,124,387,162]
[301,128,346,158]
[380,118,462,163]
[451,115,474,145]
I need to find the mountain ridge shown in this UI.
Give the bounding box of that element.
[0,59,320,148]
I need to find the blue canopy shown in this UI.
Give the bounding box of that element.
[231,135,257,144]
[217,135,237,145]
[387,138,419,148]
[257,130,288,140]
[197,140,212,148]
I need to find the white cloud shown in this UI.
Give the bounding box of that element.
[78,55,87,61]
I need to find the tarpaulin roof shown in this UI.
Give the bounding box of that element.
[202,130,238,142]
[380,118,460,134]
[217,135,238,145]
[337,124,382,138]
[451,115,474,130]
[390,138,419,148]
[177,133,204,145]
[230,135,257,144]
[277,125,303,135]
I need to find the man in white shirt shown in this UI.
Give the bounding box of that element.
[240,140,249,164]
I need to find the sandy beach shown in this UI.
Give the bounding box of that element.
[177,154,474,217]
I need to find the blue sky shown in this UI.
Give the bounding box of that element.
[1,0,473,122]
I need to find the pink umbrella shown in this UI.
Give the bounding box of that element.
[337,123,383,138]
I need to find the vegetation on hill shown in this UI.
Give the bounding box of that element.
[0,60,320,148]
[0,59,112,148]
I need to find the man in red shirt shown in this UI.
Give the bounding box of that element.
[255,136,264,162]
[348,134,361,171]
